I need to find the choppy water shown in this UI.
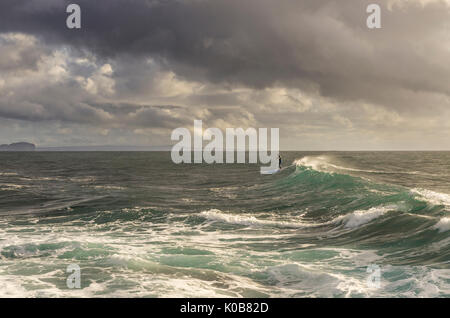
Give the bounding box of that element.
[0,152,449,297]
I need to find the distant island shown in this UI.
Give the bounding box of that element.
[0,142,36,151]
[36,145,171,151]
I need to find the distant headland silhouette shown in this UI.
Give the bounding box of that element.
[0,142,36,151]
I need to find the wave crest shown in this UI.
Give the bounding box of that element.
[434,217,450,232]
[200,209,318,228]
[411,188,450,208]
[333,205,396,228]
[293,156,381,174]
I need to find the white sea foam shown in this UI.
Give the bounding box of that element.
[0,276,30,297]
[201,206,396,230]
[92,185,125,190]
[293,156,442,177]
[200,209,318,228]
[1,208,449,298]
[433,217,450,232]
[0,183,27,190]
[33,176,65,181]
[265,248,385,297]
[293,156,383,174]
[293,156,335,172]
[411,188,450,207]
[0,172,18,176]
[333,205,396,228]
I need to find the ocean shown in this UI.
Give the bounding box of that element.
[0,151,449,297]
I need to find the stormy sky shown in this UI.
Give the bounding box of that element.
[0,0,449,150]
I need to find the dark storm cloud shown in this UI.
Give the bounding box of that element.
[0,89,192,128]
[1,0,450,149]
[1,0,449,110]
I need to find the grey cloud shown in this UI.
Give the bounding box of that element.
[1,0,449,108]
[0,0,450,149]
[0,34,50,72]
[1,1,449,114]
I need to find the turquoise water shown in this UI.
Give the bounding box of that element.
[0,152,449,297]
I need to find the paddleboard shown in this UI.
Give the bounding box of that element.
[261,168,281,175]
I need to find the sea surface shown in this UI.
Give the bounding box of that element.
[0,151,449,297]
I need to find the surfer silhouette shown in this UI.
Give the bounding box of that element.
[278,154,282,169]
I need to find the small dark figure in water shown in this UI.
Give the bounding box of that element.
[278,154,282,169]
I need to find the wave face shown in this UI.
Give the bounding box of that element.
[0,151,449,297]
